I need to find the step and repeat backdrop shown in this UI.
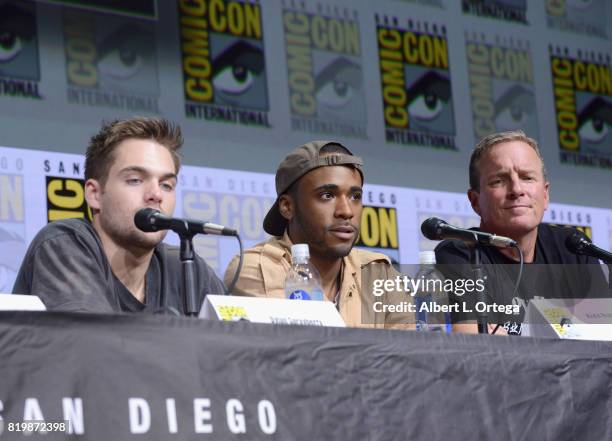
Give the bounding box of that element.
[0,1,608,163]
[1,144,611,293]
[0,0,611,291]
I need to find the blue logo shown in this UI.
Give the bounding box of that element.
[289,290,311,300]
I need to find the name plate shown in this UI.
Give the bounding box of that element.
[523,298,612,341]
[0,294,46,311]
[200,295,346,327]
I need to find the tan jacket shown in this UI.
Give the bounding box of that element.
[224,232,414,329]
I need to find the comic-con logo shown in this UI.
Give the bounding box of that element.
[62,8,159,112]
[283,3,366,139]
[0,173,23,224]
[178,0,270,128]
[182,190,273,273]
[45,176,92,223]
[550,47,612,169]
[0,169,25,292]
[0,151,25,291]
[547,207,593,239]
[546,223,592,240]
[0,150,26,292]
[376,16,456,150]
[462,0,528,24]
[546,0,607,38]
[466,33,538,141]
[0,0,41,99]
[356,206,400,265]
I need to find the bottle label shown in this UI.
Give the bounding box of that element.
[416,293,452,333]
[288,289,311,300]
[415,293,432,329]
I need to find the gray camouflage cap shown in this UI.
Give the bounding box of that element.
[263,140,364,236]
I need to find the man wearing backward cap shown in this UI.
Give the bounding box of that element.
[224,141,413,328]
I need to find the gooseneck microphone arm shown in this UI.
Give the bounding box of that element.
[134,208,243,315]
[421,217,526,335]
[566,231,612,294]
[134,208,202,316]
[421,217,517,248]
[566,231,612,264]
[134,207,238,237]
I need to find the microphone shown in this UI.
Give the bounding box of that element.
[134,208,238,237]
[565,231,612,264]
[421,217,518,248]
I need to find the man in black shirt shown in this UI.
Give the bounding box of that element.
[13,117,225,314]
[435,130,608,334]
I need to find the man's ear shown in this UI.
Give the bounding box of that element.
[467,188,481,216]
[85,179,102,211]
[278,194,294,221]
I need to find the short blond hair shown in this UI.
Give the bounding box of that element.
[469,130,547,191]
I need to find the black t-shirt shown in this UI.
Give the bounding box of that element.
[435,224,610,328]
[12,218,226,315]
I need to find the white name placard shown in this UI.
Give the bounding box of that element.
[523,298,612,341]
[200,295,345,327]
[0,294,46,311]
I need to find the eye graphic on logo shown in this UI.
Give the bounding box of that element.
[578,97,612,144]
[494,84,535,129]
[579,118,608,142]
[215,64,254,94]
[408,92,444,121]
[0,2,35,63]
[212,40,264,96]
[406,71,451,121]
[314,57,362,109]
[97,26,153,79]
[0,31,21,62]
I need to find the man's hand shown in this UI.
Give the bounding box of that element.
[452,322,508,335]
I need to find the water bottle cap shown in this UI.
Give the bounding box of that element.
[419,251,436,265]
[291,244,310,260]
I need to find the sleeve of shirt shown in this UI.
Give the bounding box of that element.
[223,251,267,297]
[12,229,115,313]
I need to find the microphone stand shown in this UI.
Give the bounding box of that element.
[470,236,488,334]
[173,220,199,317]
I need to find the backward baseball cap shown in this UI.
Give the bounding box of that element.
[263,140,364,236]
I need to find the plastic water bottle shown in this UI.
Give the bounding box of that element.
[415,251,451,332]
[284,244,324,301]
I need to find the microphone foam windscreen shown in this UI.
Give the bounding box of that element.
[421,217,444,240]
[565,229,590,255]
[134,208,159,232]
